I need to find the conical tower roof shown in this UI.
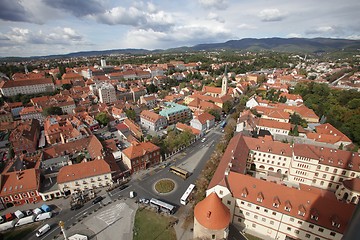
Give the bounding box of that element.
[194,192,230,230]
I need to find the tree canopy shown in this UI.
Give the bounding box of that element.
[95,112,110,126]
[292,82,360,146]
[43,106,63,116]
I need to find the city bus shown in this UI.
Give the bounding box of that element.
[180,184,196,205]
[169,166,190,179]
[150,198,175,214]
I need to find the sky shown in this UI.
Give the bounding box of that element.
[0,0,359,57]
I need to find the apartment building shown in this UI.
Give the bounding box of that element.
[98,83,117,104]
[0,78,55,97]
[9,119,40,154]
[140,110,167,132]
[159,102,191,125]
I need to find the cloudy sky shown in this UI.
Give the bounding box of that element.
[0,0,359,57]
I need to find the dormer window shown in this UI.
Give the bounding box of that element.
[273,196,280,208]
[331,215,341,228]
[242,187,248,198]
[348,162,353,168]
[284,200,292,212]
[268,148,272,153]
[298,204,306,217]
[257,192,264,203]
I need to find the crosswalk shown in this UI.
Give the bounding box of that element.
[96,203,131,226]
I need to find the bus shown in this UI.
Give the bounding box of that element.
[150,198,175,214]
[180,184,196,205]
[169,166,190,179]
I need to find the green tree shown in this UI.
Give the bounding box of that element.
[95,112,110,126]
[43,107,63,116]
[62,84,72,90]
[206,109,221,121]
[146,84,158,94]
[222,101,232,114]
[125,109,136,121]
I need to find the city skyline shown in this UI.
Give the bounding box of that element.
[0,0,359,57]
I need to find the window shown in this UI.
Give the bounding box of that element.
[305,233,310,238]
[322,174,326,178]
[272,212,276,216]
[264,209,268,213]
[252,223,256,228]
[246,212,250,216]
[227,200,231,205]
[309,224,314,229]
[254,215,258,219]
[262,218,266,222]
[270,220,274,225]
[315,238,320,240]
[238,218,242,222]
[319,228,324,232]
[290,218,294,222]
[247,203,252,207]
[330,232,336,237]
[241,201,244,205]
[287,227,291,231]
[295,230,300,234]
[219,190,223,195]
[298,220,303,224]
[342,170,346,175]
[333,169,338,173]
[325,167,329,171]
[256,206,260,210]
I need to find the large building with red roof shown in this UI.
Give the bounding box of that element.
[9,119,40,154]
[140,110,167,132]
[121,141,160,173]
[205,134,357,240]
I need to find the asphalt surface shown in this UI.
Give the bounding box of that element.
[26,126,224,240]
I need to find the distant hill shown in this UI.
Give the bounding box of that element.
[189,38,360,53]
[2,37,360,60]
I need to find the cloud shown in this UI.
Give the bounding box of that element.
[207,12,225,23]
[43,0,104,17]
[305,26,337,35]
[287,33,302,38]
[0,27,85,45]
[0,0,34,23]
[236,23,257,30]
[198,0,228,10]
[94,5,174,31]
[258,9,286,22]
[123,23,232,49]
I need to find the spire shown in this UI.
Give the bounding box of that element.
[220,65,228,97]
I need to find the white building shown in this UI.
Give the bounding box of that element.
[97,83,116,104]
[57,159,113,195]
[0,78,55,97]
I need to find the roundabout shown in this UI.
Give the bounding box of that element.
[154,179,176,194]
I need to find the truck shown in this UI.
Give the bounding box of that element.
[35,212,52,221]
[14,210,24,219]
[15,215,35,227]
[0,220,16,232]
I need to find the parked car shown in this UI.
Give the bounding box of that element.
[201,138,206,143]
[35,212,52,221]
[119,185,128,191]
[92,196,104,204]
[70,204,83,211]
[24,210,33,216]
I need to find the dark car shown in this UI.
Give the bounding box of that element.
[92,196,104,204]
[70,204,83,210]
[119,185,128,191]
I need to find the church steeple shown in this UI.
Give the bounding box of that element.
[221,65,228,97]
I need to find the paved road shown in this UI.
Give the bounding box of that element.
[26,127,224,239]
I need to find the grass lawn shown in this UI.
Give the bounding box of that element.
[133,208,177,240]
[155,179,175,193]
[1,224,39,240]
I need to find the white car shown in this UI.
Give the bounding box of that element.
[201,138,206,143]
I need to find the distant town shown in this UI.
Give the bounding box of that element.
[0,50,359,240]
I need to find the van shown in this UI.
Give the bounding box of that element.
[35,212,52,221]
[36,224,51,237]
[15,215,35,227]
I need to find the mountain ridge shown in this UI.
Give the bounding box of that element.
[2,37,360,60]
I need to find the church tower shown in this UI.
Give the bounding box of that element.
[220,65,228,97]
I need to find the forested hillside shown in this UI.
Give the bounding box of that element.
[292,82,360,147]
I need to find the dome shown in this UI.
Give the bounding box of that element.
[194,192,230,230]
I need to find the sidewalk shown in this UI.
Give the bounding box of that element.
[173,204,194,240]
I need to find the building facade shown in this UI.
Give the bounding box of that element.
[0,78,55,97]
[159,102,191,125]
[140,110,167,131]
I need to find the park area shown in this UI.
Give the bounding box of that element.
[133,208,177,240]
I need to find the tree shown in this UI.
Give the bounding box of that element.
[62,84,72,90]
[125,109,136,121]
[222,101,232,114]
[146,84,158,94]
[206,109,221,121]
[43,107,63,116]
[95,112,110,126]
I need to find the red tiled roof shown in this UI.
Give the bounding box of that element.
[175,122,201,135]
[57,159,111,184]
[1,78,53,88]
[194,192,231,230]
[140,110,164,123]
[0,169,40,196]
[122,141,160,159]
[343,178,360,192]
[226,172,355,234]
[196,112,215,124]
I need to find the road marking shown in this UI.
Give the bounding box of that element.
[96,203,127,226]
[41,226,59,240]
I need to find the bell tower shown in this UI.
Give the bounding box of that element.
[221,65,228,97]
